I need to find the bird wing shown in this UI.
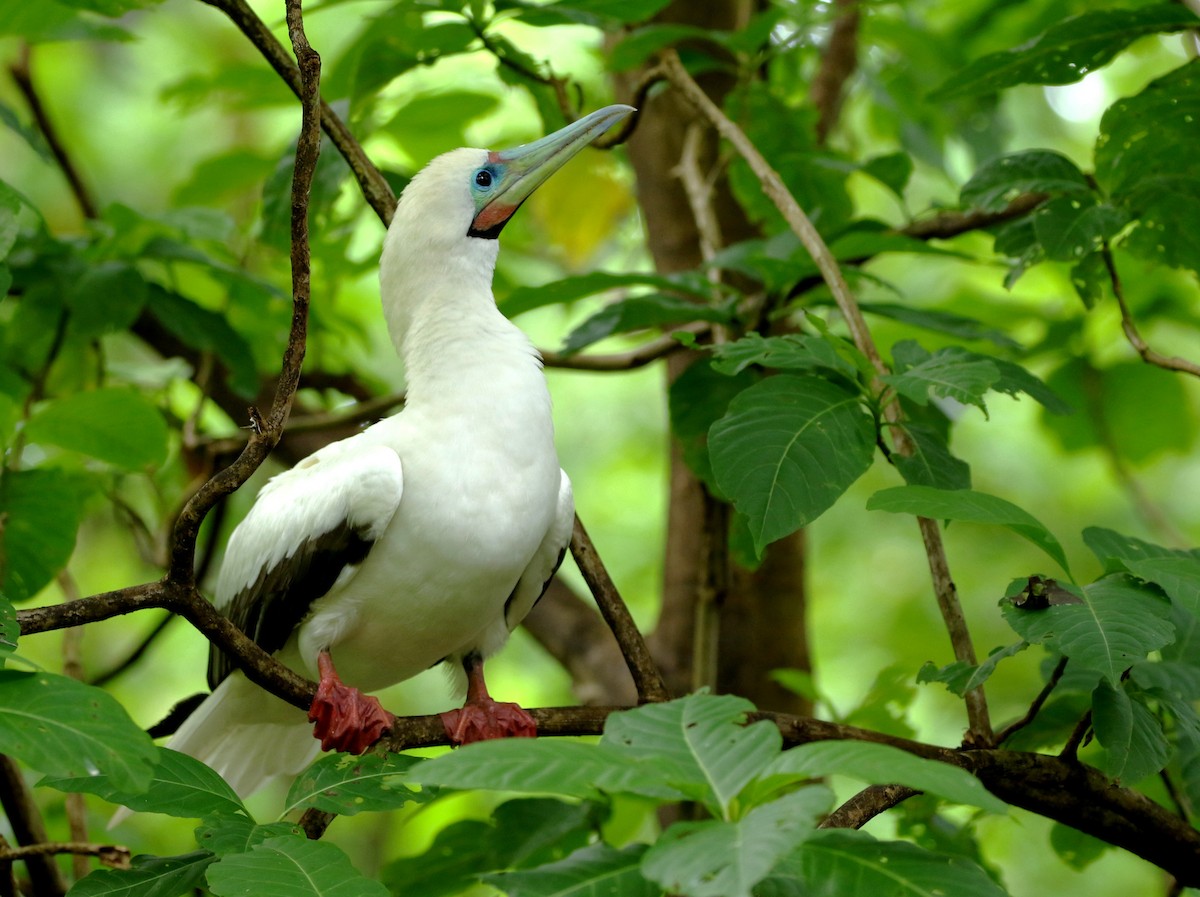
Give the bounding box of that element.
[504,470,575,631]
[207,439,404,688]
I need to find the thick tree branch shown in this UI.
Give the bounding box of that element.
[0,756,66,897]
[660,49,992,744]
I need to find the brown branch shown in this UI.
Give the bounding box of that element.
[660,48,992,745]
[996,655,1067,745]
[7,44,99,220]
[166,1,322,586]
[0,841,130,870]
[0,757,66,897]
[1102,245,1200,378]
[1060,709,1093,762]
[811,0,861,146]
[540,327,701,371]
[197,0,396,226]
[905,192,1048,240]
[819,783,918,829]
[569,516,670,703]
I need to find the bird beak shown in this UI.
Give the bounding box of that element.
[469,104,635,239]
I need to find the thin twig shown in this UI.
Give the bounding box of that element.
[7,44,99,220]
[0,842,130,870]
[1061,709,1093,762]
[89,612,175,687]
[1102,244,1200,379]
[996,655,1067,745]
[56,571,91,880]
[660,49,992,745]
[541,327,703,371]
[569,515,670,703]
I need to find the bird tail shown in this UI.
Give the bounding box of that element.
[165,673,320,800]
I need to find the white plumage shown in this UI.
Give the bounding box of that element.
[162,107,631,799]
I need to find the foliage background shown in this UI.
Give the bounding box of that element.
[1,0,1199,894]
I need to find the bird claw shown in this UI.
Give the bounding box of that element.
[308,658,394,754]
[440,699,537,745]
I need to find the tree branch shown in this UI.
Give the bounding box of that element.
[996,655,1067,745]
[1102,244,1200,379]
[0,841,130,870]
[0,756,66,897]
[811,0,861,146]
[819,783,918,829]
[659,48,992,744]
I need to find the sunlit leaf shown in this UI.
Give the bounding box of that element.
[642,788,830,897]
[601,692,781,818]
[885,342,1000,413]
[0,179,20,261]
[710,376,875,554]
[0,468,94,602]
[206,836,388,897]
[917,642,1027,698]
[709,333,858,379]
[283,751,426,816]
[42,747,245,819]
[932,6,1199,98]
[867,485,1070,576]
[0,670,156,792]
[26,387,168,470]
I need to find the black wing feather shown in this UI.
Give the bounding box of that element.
[207,522,375,689]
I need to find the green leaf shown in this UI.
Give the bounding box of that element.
[892,423,971,491]
[932,6,1199,99]
[66,851,215,897]
[917,642,1027,698]
[404,738,689,803]
[1084,527,1200,616]
[42,746,245,819]
[759,829,1009,897]
[485,843,658,897]
[562,293,730,354]
[960,150,1089,213]
[885,343,1000,414]
[506,0,674,28]
[601,693,782,819]
[0,1,134,42]
[710,376,875,554]
[0,595,15,660]
[56,0,165,16]
[283,751,426,816]
[0,179,20,262]
[63,261,149,339]
[379,90,500,166]
[1032,196,1128,262]
[1096,62,1200,274]
[1002,575,1174,685]
[206,835,388,897]
[668,360,759,493]
[144,285,259,399]
[988,358,1072,414]
[1092,678,1170,783]
[859,303,1021,350]
[26,387,168,470]
[0,468,93,602]
[709,333,858,380]
[0,103,53,164]
[0,670,156,792]
[1048,823,1109,872]
[196,817,303,857]
[502,271,706,318]
[642,788,830,897]
[866,485,1071,576]
[755,741,1007,814]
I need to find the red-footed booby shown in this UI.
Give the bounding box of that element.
[166,105,634,798]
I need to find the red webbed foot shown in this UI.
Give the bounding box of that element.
[439,653,537,746]
[308,652,395,754]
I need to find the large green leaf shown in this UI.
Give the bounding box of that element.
[668,360,759,493]
[866,485,1071,576]
[42,746,244,819]
[0,468,93,602]
[710,376,875,555]
[642,787,830,897]
[1091,679,1170,784]
[66,851,215,897]
[918,642,1028,698]
[859,303,1020,350]
[960,150,1090,213]
[0,670,156,792]
[283,751,426,816]
[1096,62,1200,273]
[1002,575,1174,685]
[25,387,168,470]
[753,741,1007,814]
[757,830,1010,897]
[485,843,659,897]
[196,817,303,857]
[1031,196,1128,263]
[206,836,388,897]
[403,738,689,803]
[892,423,971,491]
[601,692,782,819]
[931,6,1199,99]
[1084,527,1200,617]
[710,333,859,380]
[64,261,149,339]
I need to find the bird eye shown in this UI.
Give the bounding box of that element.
[475,169,493,189]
